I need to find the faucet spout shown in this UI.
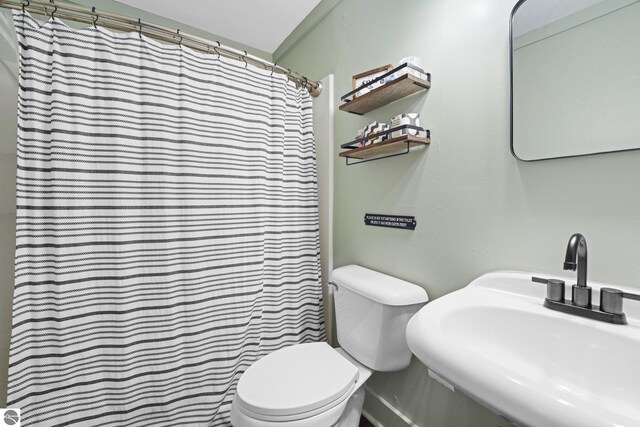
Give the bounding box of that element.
[563,233,587,287]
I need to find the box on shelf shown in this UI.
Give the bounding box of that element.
[357,121,389,147]
[352,64,393,98]
[386,56,426,81]
[390,113,426,138]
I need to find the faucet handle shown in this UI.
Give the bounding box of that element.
[601,288,640,315]
[623,291,640,302]
[532,276,566,302]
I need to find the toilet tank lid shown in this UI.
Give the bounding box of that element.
[332,265,428,306]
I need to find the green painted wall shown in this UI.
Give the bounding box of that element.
[277,0,640,425]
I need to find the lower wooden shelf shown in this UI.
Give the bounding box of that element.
[339,133,430,165]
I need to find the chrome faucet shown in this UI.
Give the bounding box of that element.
[563,233,591,307]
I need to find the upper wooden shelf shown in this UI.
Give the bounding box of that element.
[339,72,431,115]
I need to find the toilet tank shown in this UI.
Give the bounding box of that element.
[332,265,428,371]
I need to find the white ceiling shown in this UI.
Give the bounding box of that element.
[115,0,321,53]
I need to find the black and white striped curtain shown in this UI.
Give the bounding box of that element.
[8,11,325,426]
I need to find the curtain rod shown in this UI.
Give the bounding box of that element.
[0,0,322,97]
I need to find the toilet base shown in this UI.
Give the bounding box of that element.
[335,383,365,427]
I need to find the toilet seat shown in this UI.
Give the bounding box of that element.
[234,342,359,422]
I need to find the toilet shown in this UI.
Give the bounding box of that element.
[230,264,428,427]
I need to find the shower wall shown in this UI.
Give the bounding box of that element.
[312,74,335,344]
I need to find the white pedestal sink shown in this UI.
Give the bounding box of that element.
[406,271,640,427]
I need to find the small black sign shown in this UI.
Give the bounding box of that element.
[364,213,416,230]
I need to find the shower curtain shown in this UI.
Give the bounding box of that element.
[8,11,325,427]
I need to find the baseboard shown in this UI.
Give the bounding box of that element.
[362,386,419,427]
[361,409,384,427]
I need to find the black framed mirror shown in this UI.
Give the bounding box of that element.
[510,0,640,161]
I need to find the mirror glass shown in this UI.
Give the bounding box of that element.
[510,0,640,161]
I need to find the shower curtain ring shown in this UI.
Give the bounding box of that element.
[51,5,57,19]
[214,41,221,59]
[93,13,98,28]
[177,29,182,46]
[91,7,97,28]
[22,1,29,12]
[242,51,248,68]
[271,63,276,76]
[138,18,142,38]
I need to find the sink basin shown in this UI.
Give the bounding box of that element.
[406,271,640,427]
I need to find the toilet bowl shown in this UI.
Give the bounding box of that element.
[230,265,428,427]
[230,343,371,427]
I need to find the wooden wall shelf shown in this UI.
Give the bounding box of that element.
[339,133,430,165]
[340,72,431,115]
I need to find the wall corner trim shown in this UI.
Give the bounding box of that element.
[273,0,343,62]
